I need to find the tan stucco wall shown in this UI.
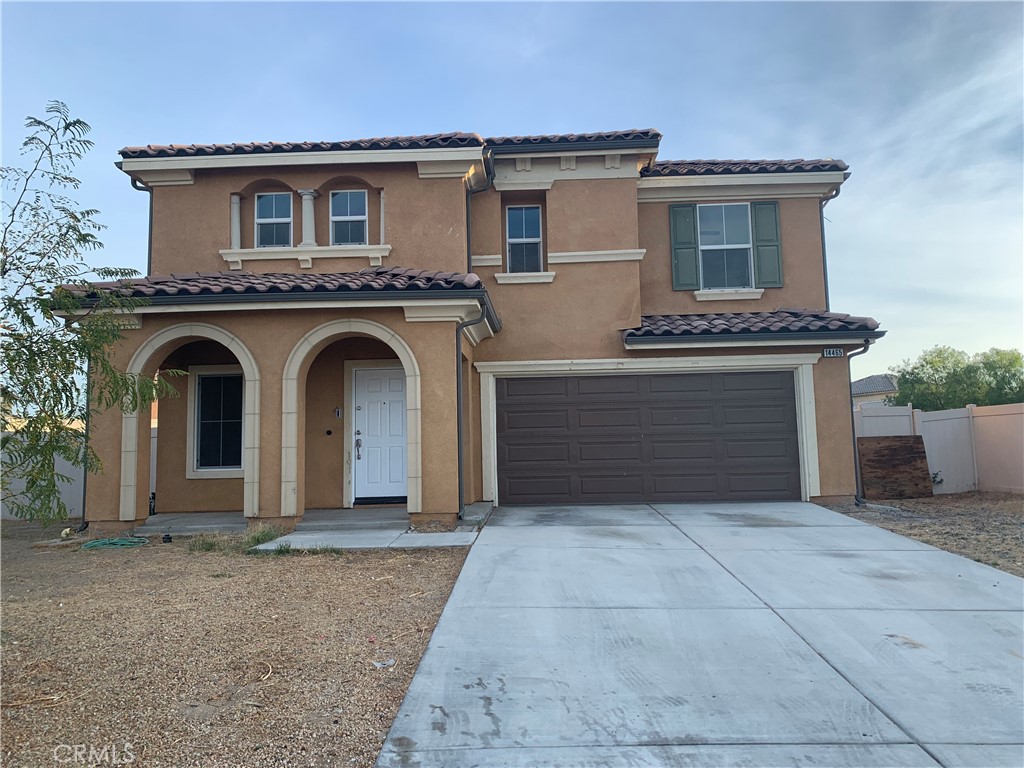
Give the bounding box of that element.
[813,354,857,498]
[636,197,827,315]
[303,337,398,509]
[547,178,639,253]
[150,164,467,275]
[104,164,861,520]
[470,178,639,263]
[474,261,642,362]
[85,307,461,524]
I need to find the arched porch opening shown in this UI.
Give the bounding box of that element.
[120,323,261,522]
[281,319,422,518]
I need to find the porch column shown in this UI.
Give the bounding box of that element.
[230,194,241,250]
[297,189,319,247]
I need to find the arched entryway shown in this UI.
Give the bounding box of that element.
[280,319,421,517]
[120,323,261,521]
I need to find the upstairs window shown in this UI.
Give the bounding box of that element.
[697,203,753,289]
[255,192,292,248]
[506,205,542,272]
[331,190,368,245]
[195,373,243,470]
[670,201,782,292]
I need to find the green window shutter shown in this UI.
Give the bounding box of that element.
[751,201,783,288]
[670,204,699,290]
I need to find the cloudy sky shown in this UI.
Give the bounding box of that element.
[2,1,1021,378]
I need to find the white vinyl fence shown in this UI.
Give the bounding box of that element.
[1,436,86,520]
[2,427,158,522]
[854,403,1024,494]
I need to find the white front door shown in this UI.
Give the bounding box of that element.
[353,367,407,500]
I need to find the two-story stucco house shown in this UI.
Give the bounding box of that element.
[77,129,884,533]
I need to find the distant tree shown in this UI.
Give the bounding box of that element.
[1,101,179,525]
[887,345,1024,411]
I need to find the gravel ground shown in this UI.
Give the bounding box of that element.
[0,523,467,767]
[825,491,1024,577]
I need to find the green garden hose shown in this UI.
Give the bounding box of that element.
[81,535,149,550]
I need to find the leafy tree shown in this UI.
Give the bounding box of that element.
[1,101,179,524]
[887,345,1024,411]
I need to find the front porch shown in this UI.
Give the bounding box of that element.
[77,268,500,535]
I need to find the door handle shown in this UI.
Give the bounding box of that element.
[355,438,362,460]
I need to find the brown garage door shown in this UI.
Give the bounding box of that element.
[496,371,800,504]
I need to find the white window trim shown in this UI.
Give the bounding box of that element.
[254,192,293,248]
[220,244,391,270]
[330,189,369,246]
[186,364,244,479]
[697,202,754,291]
[506,204,543,273]
[694,288,765,301]
[494,271,556,284]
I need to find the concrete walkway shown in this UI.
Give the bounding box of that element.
[135,508,477,550]
[378,502,1024,767]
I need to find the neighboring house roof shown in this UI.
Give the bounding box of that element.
[484,129,662,153]
[642,159,849,176]
[851,373,898,397]
[623,310,883,344]
[118,133,485,159]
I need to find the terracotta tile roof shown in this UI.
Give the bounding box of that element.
[73,267,485,299]
[852,374,898,396]
[624,310,883,343]
[642,158,849,177]
[118,133,485,159]
[485,129,662,150]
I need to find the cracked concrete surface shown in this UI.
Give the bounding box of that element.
[377,502,1024,767]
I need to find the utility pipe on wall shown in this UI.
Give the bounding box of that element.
[130,178,154,275]
[455,310,487,518]
[819,184,841,312]
[847,339,875,505]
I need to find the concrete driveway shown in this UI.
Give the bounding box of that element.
[377,503,1024,767]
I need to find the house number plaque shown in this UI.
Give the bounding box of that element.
[822,347,845,358]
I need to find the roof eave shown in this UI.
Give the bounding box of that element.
[623,330,886,349]
[74,287,502,332]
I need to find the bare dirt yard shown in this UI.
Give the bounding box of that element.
[0,523,467,768]
[826,491,1024,577]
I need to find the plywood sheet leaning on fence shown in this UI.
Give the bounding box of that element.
[858,435,933,499]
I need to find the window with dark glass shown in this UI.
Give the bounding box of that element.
[196,374,243,469]
[697,203,753,289]
[330,190,368,245]
[255,192,292,248]
[506,205,543,272]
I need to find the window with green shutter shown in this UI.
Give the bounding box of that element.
[670,202,782,291]
[751,201,783,288]
[670,204,699,290]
